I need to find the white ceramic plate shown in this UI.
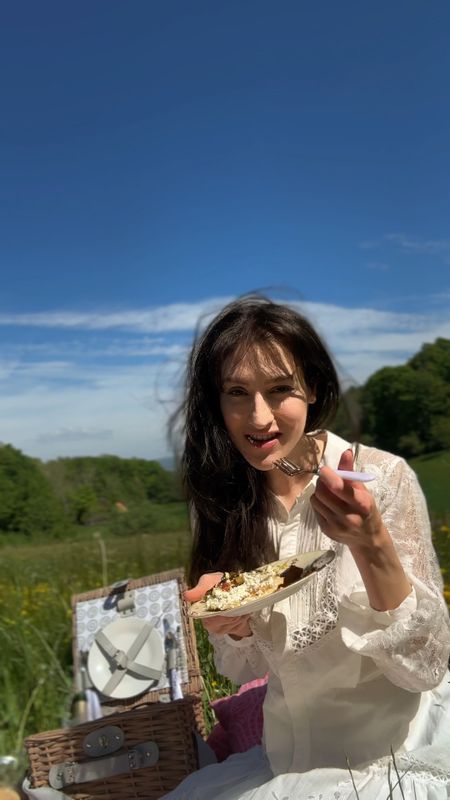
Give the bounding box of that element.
[188,549,335,619]
[87,617,165,699]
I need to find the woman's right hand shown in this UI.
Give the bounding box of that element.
[184,573,253,638]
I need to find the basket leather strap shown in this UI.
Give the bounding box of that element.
[95,622,161,695]
[48,741,159,789]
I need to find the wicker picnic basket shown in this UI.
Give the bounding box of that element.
[25,699,198,799]
[24,568,206,799]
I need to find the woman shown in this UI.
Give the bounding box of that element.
[165,294,450,799]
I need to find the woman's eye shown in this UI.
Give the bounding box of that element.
[271,385,294,394]
[227,388,247,397]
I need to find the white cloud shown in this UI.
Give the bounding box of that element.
[1,338,189,361]
[299,302,435,340]
[385,233,450,261]
[0,299,433,340]
[0,297,233,334]
[0,362,177,461]
[1,295,449,461]
[429,290,450,303]
[359,233,450,263]
[34,427,114,444]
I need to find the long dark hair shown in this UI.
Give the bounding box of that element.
[170,294,340,584]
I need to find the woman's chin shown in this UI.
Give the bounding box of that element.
[243,452,278,471]
[254,462,275,472]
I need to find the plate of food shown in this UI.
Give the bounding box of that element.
[188,549,335,618]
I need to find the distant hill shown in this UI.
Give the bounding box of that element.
[157,455,175,471]
[0,446,183,539]
[41,453,181,524]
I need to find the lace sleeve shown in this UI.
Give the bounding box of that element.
[208,630,270,685]
[341,451,450,691]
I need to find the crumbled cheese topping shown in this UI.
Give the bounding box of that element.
[204,560,292,611]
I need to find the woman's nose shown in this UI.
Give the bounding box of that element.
[250,393,274,427]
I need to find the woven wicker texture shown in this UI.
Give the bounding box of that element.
[25,698,199,799]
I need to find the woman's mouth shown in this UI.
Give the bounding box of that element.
[245,433,280,450]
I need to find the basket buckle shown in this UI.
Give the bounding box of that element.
[83,725,124,757]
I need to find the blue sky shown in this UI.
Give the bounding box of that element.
[1,1,449,462]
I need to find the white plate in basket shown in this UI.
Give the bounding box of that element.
[87,617,165,699]
[188,549,335,619]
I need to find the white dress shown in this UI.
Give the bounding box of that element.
[163,433,450,799]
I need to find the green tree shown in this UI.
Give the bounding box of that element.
[41,454,180,527]
[360,339,450,456]
[69,484,98,524]
[0,444,63,536]
[430,416,450,450]
[409,338,450,382]
[329,386,363,442]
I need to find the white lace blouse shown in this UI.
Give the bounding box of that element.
[209,432,450,778]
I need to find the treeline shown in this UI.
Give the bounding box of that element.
[332,337,450,457]
[42,454,180,521]
[1,337,448,540]
[0,448,184,539]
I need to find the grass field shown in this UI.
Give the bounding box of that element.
[409,449,450,519]
[1,451,449,787]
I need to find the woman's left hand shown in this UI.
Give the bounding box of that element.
[311,449,412,611]
[310,449,387,553]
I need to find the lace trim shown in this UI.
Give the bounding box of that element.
[397,761,450,783]
[292,758,450,800]
[288,550,339,653]
[250,541,340,659]
[253,633,274,659]
[371,752,450,783]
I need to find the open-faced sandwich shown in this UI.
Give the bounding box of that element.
[203,560,298,611]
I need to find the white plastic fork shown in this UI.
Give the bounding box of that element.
[274,457,376,482]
